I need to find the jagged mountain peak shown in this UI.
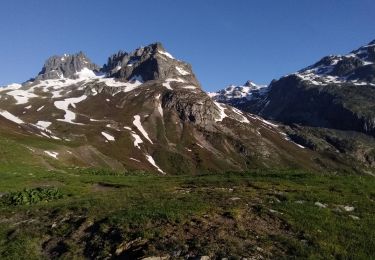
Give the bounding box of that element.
[35,51,100,81]
[294,40,375,86]
[103,42,199,87]
[208,80,268,103]
[243,80,260,88]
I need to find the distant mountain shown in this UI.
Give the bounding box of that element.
[0,43,336,175]
[208,80,267,101]
[210,39,375,171]
[261,39,375,134]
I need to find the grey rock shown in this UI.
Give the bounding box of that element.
[35,51,100,80]
[103,43,200,86]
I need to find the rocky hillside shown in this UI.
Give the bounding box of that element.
[211,40,375,172]
[0,43,339,175]
[260,40,375,134]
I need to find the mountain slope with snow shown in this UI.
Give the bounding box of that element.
[209,39,375,171]
[0,43,337,174]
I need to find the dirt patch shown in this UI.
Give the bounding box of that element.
[91,182,126,192]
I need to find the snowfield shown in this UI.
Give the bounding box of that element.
[101,132,115,141]
[133,115,153,143]
[54,95,87,124]
[0,110,24,124]
[145,154,165,174]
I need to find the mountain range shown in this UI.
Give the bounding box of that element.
[1,40,375,175]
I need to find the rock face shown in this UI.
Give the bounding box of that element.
[102,43,200,86]
[259,40,375,136]
[36,52,100,80]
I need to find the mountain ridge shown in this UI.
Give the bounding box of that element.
[0,41,374,174]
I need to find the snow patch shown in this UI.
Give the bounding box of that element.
[36,121,52,128]
[158,50,174,59]
[133,115,153,143]
[145,154,165,174]
[0,110,24,124]
[6,89,38,104]
[75,67,100,79]
[176,66,190,75]
[162,78,185,90]
[131,132,143,149]
[101,132,115,141]
[231,107,250,123]
[44,151,59,159]
[97,76,143,93]
[182,85,197,89]
[214,102,227,122]
[0,83,22,91]
[54,95,87,124]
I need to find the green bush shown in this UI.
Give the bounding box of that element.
[1,187,63,206]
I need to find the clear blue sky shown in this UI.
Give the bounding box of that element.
[0,0,374,91]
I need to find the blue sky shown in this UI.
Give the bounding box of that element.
[0,0,374,91]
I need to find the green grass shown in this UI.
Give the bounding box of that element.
[0,166,373,259]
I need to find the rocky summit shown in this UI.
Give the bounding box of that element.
[36,52,101,81]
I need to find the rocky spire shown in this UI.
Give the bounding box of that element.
[103,43,200,87]
[35,51,100,81]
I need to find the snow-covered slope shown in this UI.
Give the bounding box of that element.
[293,40,375,86]
[208,80,268,103]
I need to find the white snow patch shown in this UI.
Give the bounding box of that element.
[6,89,38,104]
[130,157,140,162]
[145,154,165,174]
[97,76,143,93]
[0,110,24,124]
[101,132,115,141]
[176,66,190,75]
[44,151,59,159]
[36,121,51,128]
[214,102,227,122]
[162,78,185,90]
[0,83,22,91]
[231,107,250,123]
[182,85,197,89]
[40,132,51,138]
[75,67,99,79]
[37,106,45,112]
[133,115,153,143]
[25,105,32,109]
[54,95,87,124]
[157,103,163,117]
[131,132,143,149]
[158,50,174,59]
[259,118,278,128]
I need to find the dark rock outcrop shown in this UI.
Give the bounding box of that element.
[103,43,200,87]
